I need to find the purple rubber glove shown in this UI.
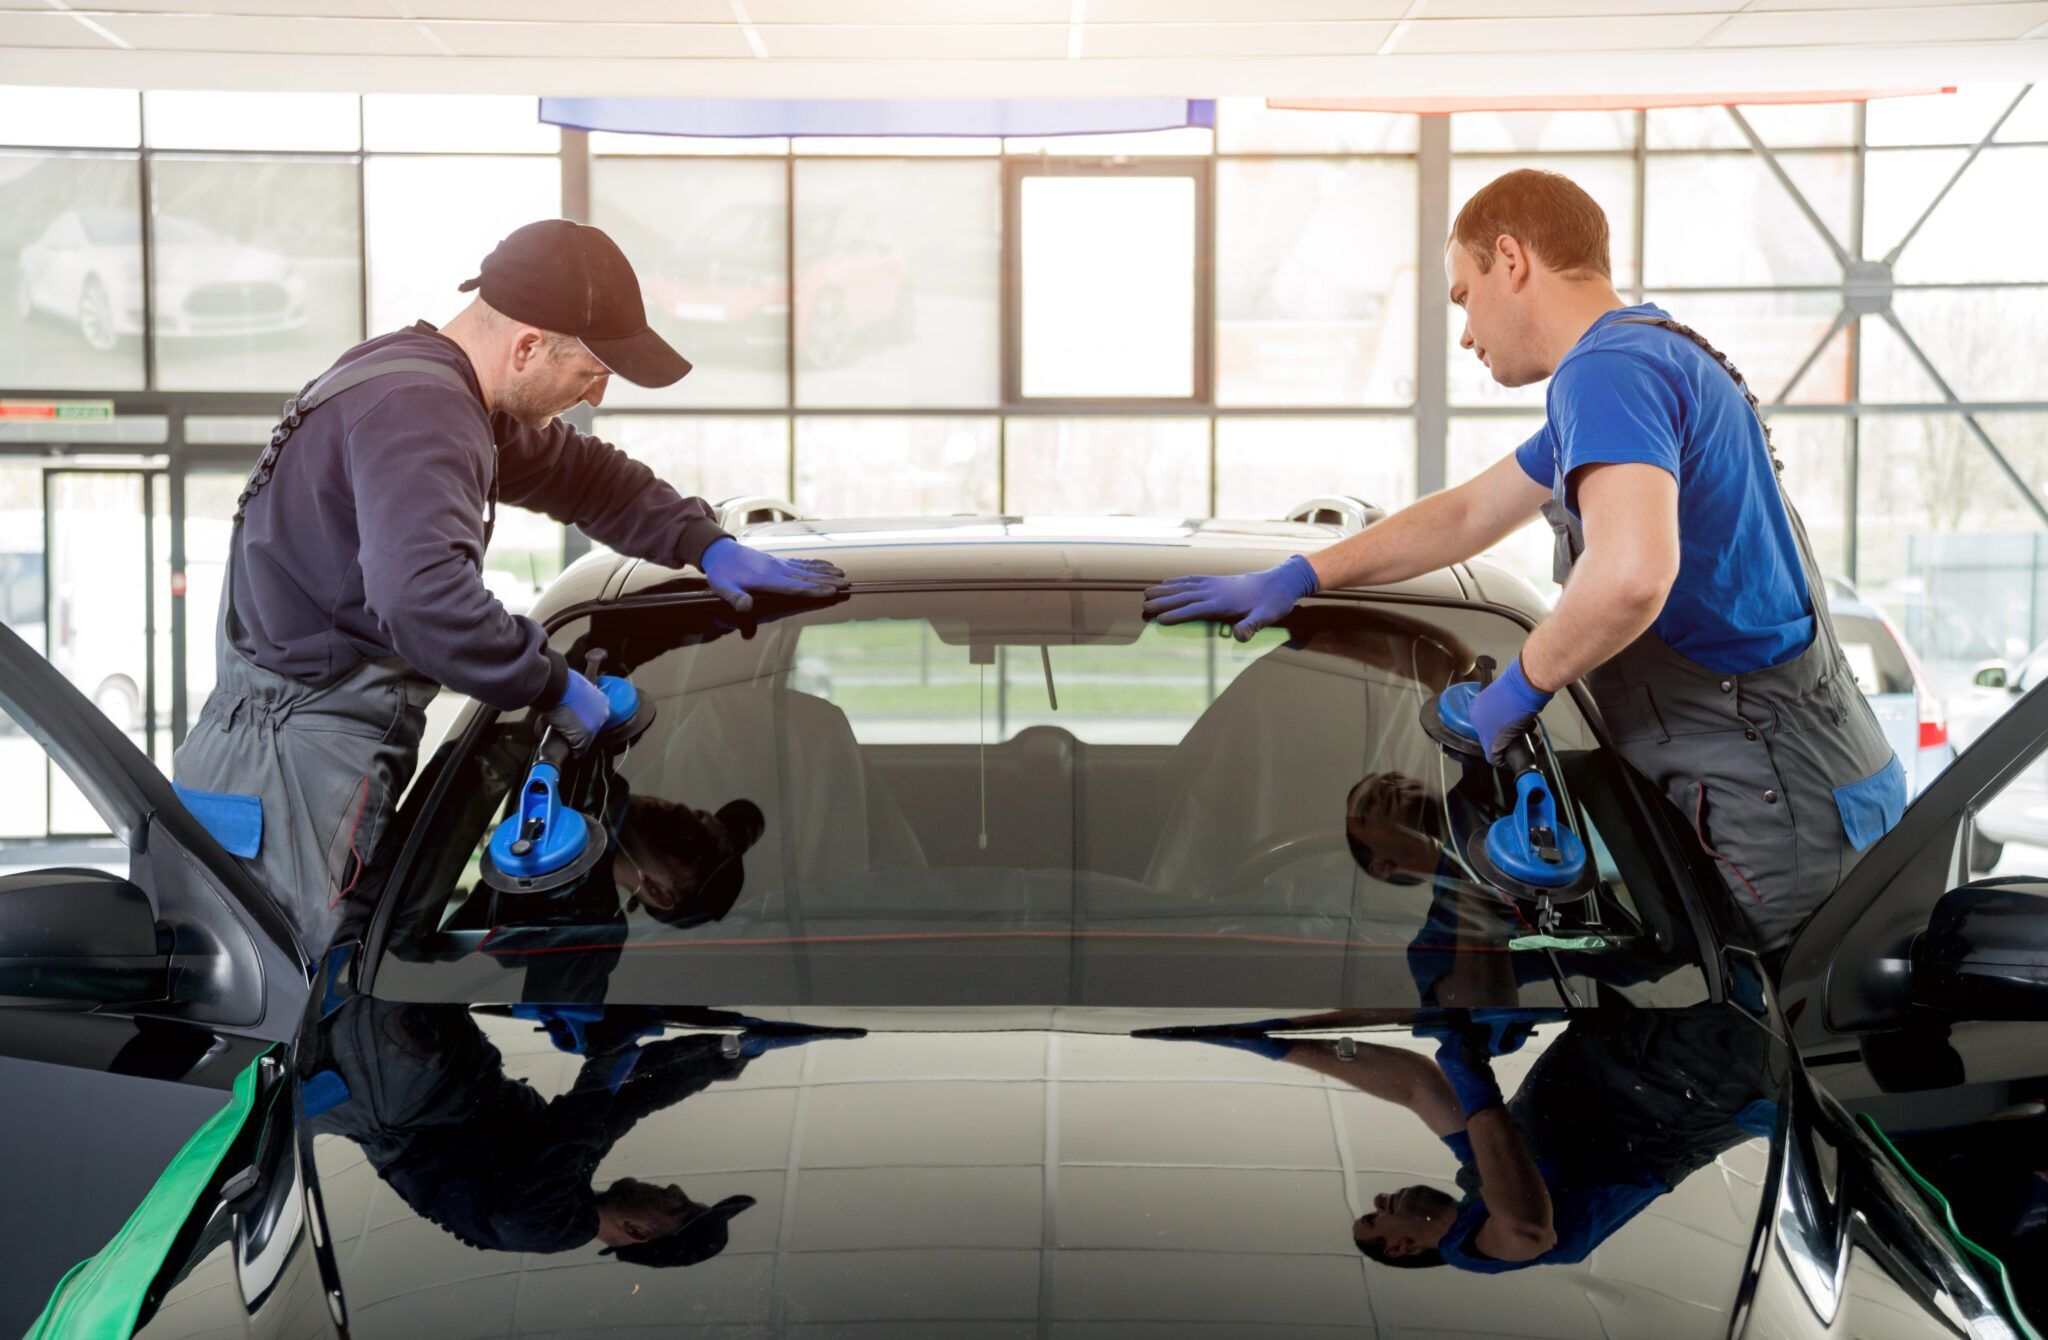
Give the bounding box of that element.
[700,537,850,614]
[1468,656,1553,765]
[540,669,609,754]
[1141,554,1319,642]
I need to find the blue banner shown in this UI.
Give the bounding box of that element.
[540,98,1215,139]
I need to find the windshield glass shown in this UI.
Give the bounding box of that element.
[374,589,1711,1011]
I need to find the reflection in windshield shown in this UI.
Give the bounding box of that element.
[305,995,861,1264]
[377,590,1705,1010]
[1137,1001,1780,1274]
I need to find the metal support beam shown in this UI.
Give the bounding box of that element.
[1884,85,2029,268]
[1727,106,1851,271]
[1416,114,1451,495]
[1882,308,2048,527]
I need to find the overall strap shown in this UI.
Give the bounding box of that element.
[225,355,476,646]
[1611,314,1847,670]
[1611,315,1784,473]
[234,357,471,522]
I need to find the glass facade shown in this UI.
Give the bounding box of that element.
[1,87,2046,838]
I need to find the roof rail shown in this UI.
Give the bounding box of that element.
[714,495,806,532]
[1279,495,1384,533]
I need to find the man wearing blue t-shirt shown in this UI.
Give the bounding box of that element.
[1145,168,1903,960]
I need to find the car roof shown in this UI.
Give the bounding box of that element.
[531,515,1550,625]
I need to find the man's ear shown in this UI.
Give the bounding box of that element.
[509,326,548,372]
[1496,235,1532,293]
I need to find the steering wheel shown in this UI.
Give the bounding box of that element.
[1219,828,1358,897]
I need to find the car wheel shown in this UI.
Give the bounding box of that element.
[800,288,851,370]
[94,674,139,732]
[1969,835,2005,877]
[78,275,117,352]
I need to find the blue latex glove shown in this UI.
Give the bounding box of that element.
[700,537,849,613]
[1468,657,1553,765]
[1141,555,1318,642]
[540,669,610,754]
[1412,1014,1506,1116]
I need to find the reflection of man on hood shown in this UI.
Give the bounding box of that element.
[308,998,836,1263]
[1348,1004,1776,1273]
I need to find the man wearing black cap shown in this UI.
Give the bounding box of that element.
[173,220,846,956]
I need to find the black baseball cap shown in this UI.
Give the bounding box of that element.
[459,219,691,388]
[603,1194,756,1269]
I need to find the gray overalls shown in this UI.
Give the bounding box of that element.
[173,358,472,956]
[1542,315,1904,958]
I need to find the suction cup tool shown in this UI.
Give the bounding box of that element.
[594,674,656,750]
[1463,771,1595,904]
[480,756,609,894]
[1422,680,1487,759]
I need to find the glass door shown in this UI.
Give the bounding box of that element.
[43,467,166,835]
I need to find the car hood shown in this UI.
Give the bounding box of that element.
[300,1000,1787,1337]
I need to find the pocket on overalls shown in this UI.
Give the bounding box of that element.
[283,725,388,899]
[1833,754,1907,852]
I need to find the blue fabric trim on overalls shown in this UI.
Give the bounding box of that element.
[1833,754,1907,852]
[172,783,263,859]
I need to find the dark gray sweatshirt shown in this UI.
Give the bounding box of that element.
[229,323,730,710]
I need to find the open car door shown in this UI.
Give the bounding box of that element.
[1780,670,2048,1046]
[0,618,307,1059]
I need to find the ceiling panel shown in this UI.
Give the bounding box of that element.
[0,12,116,47]
[750,0,1068,21]
[1426,0,1739,13]
[424,19,756,58]
[412,0,730,17]
[1085,21,1399,58]
[96,14,445,56]
[58,0,393,11]
[1396,13,1726,52]
[4,2,2048,97]
[765,23,1069,58]
[1709,3,2048,44]
[1746,0,2036,8]
[1088,0,1409,18]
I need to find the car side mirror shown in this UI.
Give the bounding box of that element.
[0,868,168,1007]
[1912,880,2048,1019]
[1972,660,2009,691]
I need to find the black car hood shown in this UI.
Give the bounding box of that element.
[297,999,1788,1337]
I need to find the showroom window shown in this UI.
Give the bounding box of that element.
[1012,165,1204,401]
[9,84,2048,792]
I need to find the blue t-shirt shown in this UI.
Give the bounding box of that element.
[1437,1165,1666,1274]
[1513,304,1814,675]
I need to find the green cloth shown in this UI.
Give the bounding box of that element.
[27,1046,274,1340]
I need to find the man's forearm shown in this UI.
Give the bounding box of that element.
[1305,454,1548,592]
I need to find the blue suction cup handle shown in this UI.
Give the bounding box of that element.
[1484,771,1590,889]
[487,761,591,879]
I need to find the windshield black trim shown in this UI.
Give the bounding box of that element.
[359,581,1726,1005]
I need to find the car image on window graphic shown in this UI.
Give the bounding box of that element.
[7,498,2048,1337]
[17,210,308,352]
